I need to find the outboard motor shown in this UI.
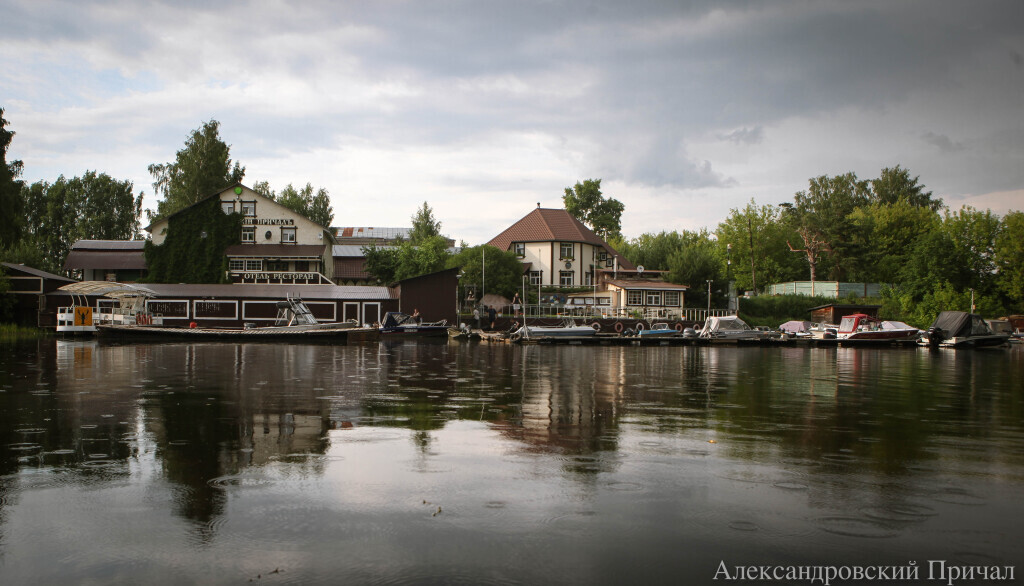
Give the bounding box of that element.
[926,326,945,348]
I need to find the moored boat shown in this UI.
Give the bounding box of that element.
[634,322,679,338]
[698,316,764,340]
[922,311,1011,349]
[379,312,449,337]
[835,314,920,344]
[511,319,599,341]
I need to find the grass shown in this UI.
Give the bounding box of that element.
[0,323,51,343]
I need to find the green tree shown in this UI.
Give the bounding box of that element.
[19,173,143,274]
[0,108,25,249]
[995,211,1024,306]
[148,120,245,220]
[870,165,942,211]
[942,206,1001,295]
[664,232,723,308]
[715,201,804,292]
[409,202,442,245]
[563,179,624,240]
[783,172,871,281]
[275,183,334,227]
[847,200,941,283]
[447,245,524,300]
[615,231,688,271]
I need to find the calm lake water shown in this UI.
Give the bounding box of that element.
[0,338,1022,584]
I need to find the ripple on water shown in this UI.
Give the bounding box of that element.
[861,503,937,522]
[929,487,986,506]
[815,516,900,538]
[207,474,274,490]
[728,520,760,532]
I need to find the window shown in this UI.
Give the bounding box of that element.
[228,259,245,271]
[559,271,574,287]
[295,261,309,272]
[513,243,525,257]
[664,291,681,306]
[266,260,289,272]
[560,242,574,259]
[241,227,255,242]
[627,290,644,305]
[222,201,235,214]
[529,271,542,285]
[646,291,662,306]
[245,260,262,271]
[281,227,297,243]
[584,272,593,286]
[241,201,256,216]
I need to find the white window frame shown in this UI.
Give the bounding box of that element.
[241,227,255,242]
[646,291,662,306]
[245,259,262,271]
[513,242,525,257]
[228,259,245,271]
[664,291,681,307]
[241,201,256,216]
[281,227,297,243]
[559,271,574,287]
[626,290,643,305]
[222,201,235,214]
[560,242,574,259]
[529,271,541,285]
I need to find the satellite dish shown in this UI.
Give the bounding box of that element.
[637,265,645,274]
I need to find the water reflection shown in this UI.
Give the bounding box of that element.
[0,338,1021,582]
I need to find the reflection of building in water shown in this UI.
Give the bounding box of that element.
[515,346,623,455]
[249,413,327,465]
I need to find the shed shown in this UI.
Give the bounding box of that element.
[809,304,881,325]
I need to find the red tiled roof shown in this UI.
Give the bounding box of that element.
[487,208,636,270]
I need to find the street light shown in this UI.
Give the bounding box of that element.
[706,279,713,318]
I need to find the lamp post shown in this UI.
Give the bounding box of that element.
[706,279,713,319]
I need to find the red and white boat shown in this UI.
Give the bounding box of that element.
[836,313,921,343]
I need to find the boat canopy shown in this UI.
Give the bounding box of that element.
[928,311,993,337]
[381,312,413,328]
[880,320,918,331]
[57,281,158,299]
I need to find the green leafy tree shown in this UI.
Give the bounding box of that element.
[615,231,688,271]
[995,211,1024,305]
[409,202,442,245]
[664,232,723,308]
[395,235,450,281]
[847,200,941,283]
[148,120,245,221]
[942,206,1001,295]
[447,245,524,300]
[19,173,143,273]
[783,172,871,281]
[715,201,804,292]
[0,108,25,249]
[870,165,942,211]
[563,179,624,240]
[275,183,334,227]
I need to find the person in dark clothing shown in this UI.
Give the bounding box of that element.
[487,306,497,330]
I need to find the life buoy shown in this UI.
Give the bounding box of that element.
[591,321,601,332]
[636,322,646,331]
[510,332,522,343]
[674,322,684,332]
[614,322,624,333]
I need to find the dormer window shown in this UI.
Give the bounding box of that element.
[513,243,525,257]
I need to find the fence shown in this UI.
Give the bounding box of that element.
[460,304,733,324]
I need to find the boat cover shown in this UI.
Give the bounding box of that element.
[381,312,414,328]
[928,311,993,337]
[880,320,918,331]
[700,316,753,336]
[779,320,812,333]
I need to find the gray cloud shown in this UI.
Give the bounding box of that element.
[922,132,966,154]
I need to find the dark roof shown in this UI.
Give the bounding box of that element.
[333,257,371,280]
[1,262,76,282]
[70,239,146,250]
[225,244,327,258]
[64,250,147,271]
[605,279,689,291]
[487,207,635,270]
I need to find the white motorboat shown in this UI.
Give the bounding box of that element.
[698,316,764,340]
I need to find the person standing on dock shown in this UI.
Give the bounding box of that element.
[487,306,497,331]
[512,292,522,317]
[473,306,481,330]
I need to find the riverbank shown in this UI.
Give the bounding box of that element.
[0,324,51,343]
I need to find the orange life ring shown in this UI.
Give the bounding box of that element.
[614,322,624,333]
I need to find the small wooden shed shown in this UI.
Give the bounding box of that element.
[809,303,881,325]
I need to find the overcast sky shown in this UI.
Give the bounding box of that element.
[2,0,1022,245]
